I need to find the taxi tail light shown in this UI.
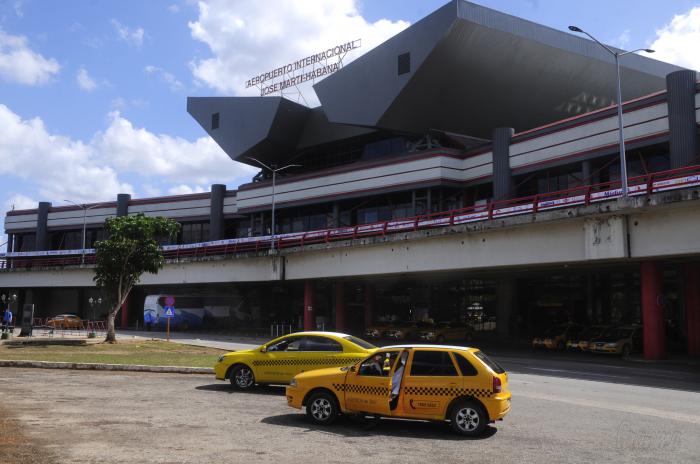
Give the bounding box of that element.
[492,376,502,393]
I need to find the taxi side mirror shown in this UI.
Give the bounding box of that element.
[260,346,267,353]
[350,365,356,373]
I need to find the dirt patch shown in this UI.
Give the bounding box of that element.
[0,403,57,464]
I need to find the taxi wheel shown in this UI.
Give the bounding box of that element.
[450,400,487,437]
[230,364,255,390]
[305,391,339,425]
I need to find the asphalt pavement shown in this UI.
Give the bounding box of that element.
[1,367,698,464]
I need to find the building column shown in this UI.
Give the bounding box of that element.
[303,281,315,331]
[116,193,130,217]
[364,283,374,329]
[496,279,515,340]
[666,70,699,168]
[210,184,225,241]
[641,262,667,360]
[684,263,700,357]
[492,127,515,200]
[35,202,51,251]
[120,294,130,329]
[582,160,592,185]
[334,282,346,332]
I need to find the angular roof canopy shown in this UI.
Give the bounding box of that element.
[189,0,687,166]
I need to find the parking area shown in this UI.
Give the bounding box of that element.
[1,366,699,464]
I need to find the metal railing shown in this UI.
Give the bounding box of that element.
[3,164,700,270]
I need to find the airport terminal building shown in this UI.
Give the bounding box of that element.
[1,1,699,359]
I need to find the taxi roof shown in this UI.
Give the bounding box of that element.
[382,344,474,352]
[283,331,355,338]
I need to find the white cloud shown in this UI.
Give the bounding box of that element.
[0,30,60,85]
[111,19,145,47]
[650,7,700,70]
[145,65,184,92]
[167,185,206,195]
[188,0,409,106]
[168,4,180,14]
[92,111,256,185]
[0,104,255,209]
[76,67,97,92]
[5,193,36,212]
[611,29,630,49]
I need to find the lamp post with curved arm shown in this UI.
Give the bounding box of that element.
[568,26,654,197]
[246,157,301,254]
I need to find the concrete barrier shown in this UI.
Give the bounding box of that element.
[0,359,214,374]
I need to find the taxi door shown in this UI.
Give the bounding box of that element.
[401,349,462,420]
[342,350,402,416]
[254,335,307,383]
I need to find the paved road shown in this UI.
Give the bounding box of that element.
[2,367,698,464]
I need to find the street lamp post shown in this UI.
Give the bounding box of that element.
[88,296,102,338]
[63,200,106,265]
[568,26,654,197]
[246,157,301,253]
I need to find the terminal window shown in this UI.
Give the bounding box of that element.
[398,52,410,75]
[211,112,220,130]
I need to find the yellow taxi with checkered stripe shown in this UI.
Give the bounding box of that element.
[214,332,376,390]
[285,345,511,436]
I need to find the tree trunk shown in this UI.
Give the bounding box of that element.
[104,305,120,343]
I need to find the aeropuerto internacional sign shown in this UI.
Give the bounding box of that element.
[245,39,361,96]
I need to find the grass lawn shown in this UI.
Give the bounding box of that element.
[0,340,227,367]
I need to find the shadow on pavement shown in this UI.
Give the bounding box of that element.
[261,413,497,441]
[195,383,286,396]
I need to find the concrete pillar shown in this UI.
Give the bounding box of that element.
[496,279,515,339]
[331,203,340,228]
[641,262,667,360]
[334,282,346,332]
[117,194,130,217]
[120,294,130,329]
[492,127,515,200]
[582,160,592,185]
[364,283,374,329]
[210,184,225,241]
[6,234,13,253]
[684,263,700,357]
[35,202,51,251]
[667,70,699,169]
[303,281,315,331]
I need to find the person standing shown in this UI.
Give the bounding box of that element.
[2,307,12,333]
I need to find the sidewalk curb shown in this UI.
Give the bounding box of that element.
[0,359,214,374]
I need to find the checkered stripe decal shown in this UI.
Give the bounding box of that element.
[252,357,362,367]
[332,383,390,396]
[403,386,491,398]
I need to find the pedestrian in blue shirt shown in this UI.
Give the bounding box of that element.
[2,308,12,333]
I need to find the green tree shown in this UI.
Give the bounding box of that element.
[93,214,180,343]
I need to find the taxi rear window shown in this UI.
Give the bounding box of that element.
[343,336,375,350]
[473,351,505,374]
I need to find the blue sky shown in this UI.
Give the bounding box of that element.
[0,0,698,231]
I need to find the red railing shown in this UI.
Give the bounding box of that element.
[3,164,700,270]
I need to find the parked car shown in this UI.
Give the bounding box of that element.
[286,345,511,437]
[566,325,610,351]
[588,325,643,357]
[532,323,585,350]
[364,322,393,339]
[383,321,432,340]
[46,314,83,329]
[417,322,473,342]
[214,331,376,390]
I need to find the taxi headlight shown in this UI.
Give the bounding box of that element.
[289,378,297,387]
[217,355,226,362]
[605,343,618,348]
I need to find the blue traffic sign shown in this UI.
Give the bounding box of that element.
[163,306,175,318]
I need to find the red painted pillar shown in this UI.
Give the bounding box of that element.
[364,283,374,329]
[641,262,667,360]
[684,263,700,357]
[334,282,346,332]
[120,294,130,329]
[303,281,315,331]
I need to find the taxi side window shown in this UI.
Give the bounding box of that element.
[358,351,399,376]
[453,352,478,376]
[266,337,301,352]
[302,336,343,352]
[409,351,458,376]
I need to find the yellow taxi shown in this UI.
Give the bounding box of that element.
[589,325,643,357]
[532,323,584,350]
[417,322,473,342]
[286,345,510,436]
[214,331,375,390]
